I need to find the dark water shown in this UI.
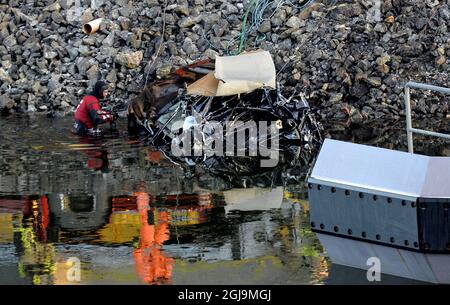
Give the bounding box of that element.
[1,115,445,285]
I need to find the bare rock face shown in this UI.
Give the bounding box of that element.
[0,0,449,121]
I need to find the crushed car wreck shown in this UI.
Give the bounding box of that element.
[127,50,323,187]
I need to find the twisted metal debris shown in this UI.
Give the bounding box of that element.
[128,59,323,188]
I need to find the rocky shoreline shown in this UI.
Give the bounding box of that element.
[1,0,450,123]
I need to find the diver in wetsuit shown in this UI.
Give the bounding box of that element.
[73,81,118,136]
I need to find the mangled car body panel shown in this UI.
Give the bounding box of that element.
[127,51,323,187]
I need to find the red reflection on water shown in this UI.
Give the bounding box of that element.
[0,188,214,285]
[134,191,173,285]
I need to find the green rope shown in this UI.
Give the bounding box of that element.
[233,0,315,55]
[238,0,258,54]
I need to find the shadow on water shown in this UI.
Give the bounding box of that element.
[1,115,448,285]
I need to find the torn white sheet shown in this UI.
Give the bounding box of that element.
[215,50,276,96]
[186,50,276,97]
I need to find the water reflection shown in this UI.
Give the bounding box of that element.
[0,185,327,285]
[2,115,443,284]
[223,187,284,213]
[133,190,172,284]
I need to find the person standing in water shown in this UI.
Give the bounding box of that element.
[73,81,118,136]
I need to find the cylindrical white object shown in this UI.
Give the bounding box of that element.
[83,18,103,35]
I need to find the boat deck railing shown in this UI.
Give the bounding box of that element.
[405,81,450,153]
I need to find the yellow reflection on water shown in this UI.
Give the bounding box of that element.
[98,213,141,244]
[0,213,14,244]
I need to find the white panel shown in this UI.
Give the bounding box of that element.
[311,139,430,197]
[421,157,450,198]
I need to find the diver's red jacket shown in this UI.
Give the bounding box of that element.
[74,95,114,129]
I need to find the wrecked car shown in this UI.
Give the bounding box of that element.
[127,50,323,187]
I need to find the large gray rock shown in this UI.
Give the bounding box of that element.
[59,0,74,10]
[3,35,17,49]
[91,0,106,10]
[81,9,95,24]
[175,4,190,16]
[78,45,90,56]
[0,94,15,111]
[182,37,199,56]
[259,20,272,33]
[102,32,115,47]
[76,57,94,76]
[286,16,301,29]
[67,47,79,61]
[115,51,143,69]
[43,45,58,60]
[179,16,202,28]
[47,76,61,92]
[0,68,13,85]
[106,69,117,83]
[43,2,61,12]
[51,11,65,24]
[66,6,84,23]
[86,65,99,87]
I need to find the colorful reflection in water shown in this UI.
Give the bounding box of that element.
[0,187,327,285]
[2,116,432,285]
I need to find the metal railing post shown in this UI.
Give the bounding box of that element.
[404,81,450,154]
[405,85,414,153]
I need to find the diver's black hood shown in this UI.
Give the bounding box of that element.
[91,81,107,100]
